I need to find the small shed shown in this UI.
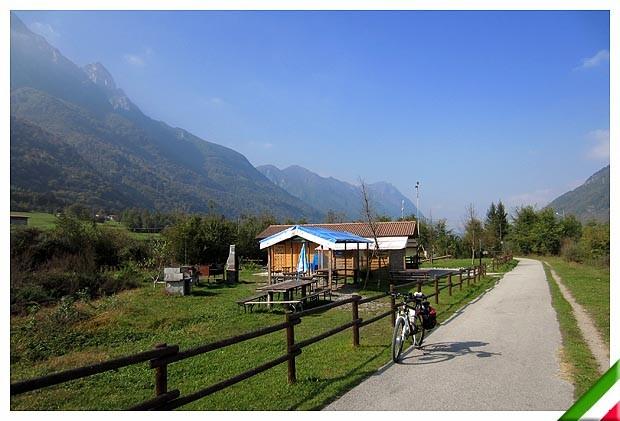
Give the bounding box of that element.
[257,221,418,275]
[259,225,372,288]
[10,214,29,226]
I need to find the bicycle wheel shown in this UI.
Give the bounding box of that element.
[391,317,406,362]
[412,314,425,348]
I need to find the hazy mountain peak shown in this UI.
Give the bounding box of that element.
[258,164,420,220]
[547,165,609,222]
[11,15,322,221]
[83,62,117,90]
[83,62,135,112]
[10,12,30,34]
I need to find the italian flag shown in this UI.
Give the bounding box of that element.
[561,360,619,421]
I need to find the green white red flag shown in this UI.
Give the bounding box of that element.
[560,361,619,421]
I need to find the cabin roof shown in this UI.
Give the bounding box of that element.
[259,225,372,250]
[256,221,417,240]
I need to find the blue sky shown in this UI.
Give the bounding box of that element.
[16,10,610,228]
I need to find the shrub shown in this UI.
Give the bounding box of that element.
[560,238,584,263]
[10,215,152,312]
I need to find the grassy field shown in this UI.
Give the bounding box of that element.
[542,263,600,399]
[543,257,609,347]
[10,211,159,240]
[10,260,516,410]
[10,212,59,230]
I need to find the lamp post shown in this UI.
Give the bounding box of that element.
[415,181,420,237]
[415,181,421,268]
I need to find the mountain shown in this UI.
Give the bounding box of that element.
[257,164,420,220]
[10,13,323,221]
[547,165,610,222]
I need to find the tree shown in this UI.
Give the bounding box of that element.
[163,215,235,265]
[559,214,582,241]
[462,204,484,264]
[483,201,509,255]
[580,221,610,263]
[509,205,538,254]
[325,210,346,223]
[360,179,386,288]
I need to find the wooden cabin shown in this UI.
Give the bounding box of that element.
[257,221,418,286]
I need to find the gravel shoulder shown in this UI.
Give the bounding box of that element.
[544,261,609,374]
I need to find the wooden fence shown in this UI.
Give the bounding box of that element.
[11,264,486,410]
[491,254,514,271]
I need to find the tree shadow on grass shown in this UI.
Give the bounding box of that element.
[190,290,218,297]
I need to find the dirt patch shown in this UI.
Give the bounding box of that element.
[557,348,573,383]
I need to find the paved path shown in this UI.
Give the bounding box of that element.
[325,258,573,411]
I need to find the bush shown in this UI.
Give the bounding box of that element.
[10,215,152,312]
[560,238,584,263]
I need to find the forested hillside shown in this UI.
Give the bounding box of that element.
[10,13,322,221]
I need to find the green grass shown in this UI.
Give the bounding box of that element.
[10,263,516,410]
[542,263,601,399]
[543,257,609,347]
[9,211,159,240]
[11,212,58,229]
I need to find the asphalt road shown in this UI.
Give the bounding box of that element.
[324,258,574,411]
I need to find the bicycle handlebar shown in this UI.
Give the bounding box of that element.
[390,291,427,301]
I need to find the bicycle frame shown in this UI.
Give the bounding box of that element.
[395,304,415,342]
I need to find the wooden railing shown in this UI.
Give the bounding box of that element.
[10,264,488,410]
[491,254,514,271]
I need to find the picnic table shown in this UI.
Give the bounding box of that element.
[256,277,319,309]
[258,277,316,299]
[237,276,331,312]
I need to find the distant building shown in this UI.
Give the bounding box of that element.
[10,214,29,226]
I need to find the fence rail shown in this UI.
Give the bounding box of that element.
[492,254,514,271]
[11,264,488,410]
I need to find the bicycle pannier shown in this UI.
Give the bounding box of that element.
[422,305,437,330]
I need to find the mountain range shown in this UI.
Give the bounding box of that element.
[547,165,610,222]
[9,13,419,223]
[257,165,420,220]
[10,14,322,221]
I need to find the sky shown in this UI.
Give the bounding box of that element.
[16,10,610,228]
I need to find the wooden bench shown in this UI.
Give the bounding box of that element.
[302,287,331,303]
[236,292,269,312]
[389,271,428,284]
[242,299,303,313]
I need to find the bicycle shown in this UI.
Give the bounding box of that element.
[390,291,428,362]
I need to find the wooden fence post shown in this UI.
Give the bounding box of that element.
[417,280,422,293]
[478,265,482,282]
[448,273,452,296]
[434,276,439,304]
[352,294,360,347]
[285,313,297,384]
[154,343,168,396]
[467,268,471,287]
[389,284,396,326]
[459,270,463,291]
